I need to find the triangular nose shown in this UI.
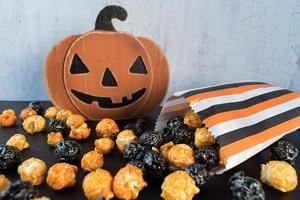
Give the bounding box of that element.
[102,68,118,87]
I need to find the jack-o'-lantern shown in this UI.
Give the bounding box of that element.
[45,5,169,120]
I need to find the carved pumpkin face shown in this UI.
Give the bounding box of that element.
[44,5,169,120]
[64,32,153,119]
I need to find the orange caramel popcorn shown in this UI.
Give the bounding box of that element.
[22,115,46,134]
[6,133,29,151]
[20,107,37,121]
[183,110,202,130]
[66,114,86,128]
[261,160,298,192]
[69,123,91,140]
[56,109,73,123]
[82,168,114,200]
[194,127,215,148]
[168,144,195,169]
[161,171,199,200]
[18,157,47,186]
[113,164,147,200]
[81,151,104,172]
[94,138,115,154]
[47,132,63,146]
[160,142,175,160]
[46,163,77,190]
[0,109,17,127]
[44,106,58,120]
[116,130,138,152]
[96,118,119,138]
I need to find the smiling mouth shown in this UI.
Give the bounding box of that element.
[71,88,146,109]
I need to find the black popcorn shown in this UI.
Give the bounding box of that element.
[270,140,299,166]
[29,101,44,115]
[161,127,174,144]
[0,180,39,200]
[136,118,146,128]
[123,142,146,161]
[143,150,167,178]
[229,171,265,200]
[0,144,22,170]
[161,116,194,145]
[185,163,209,187]
[124,118,146,137]
[47,120,69,135]
[140,131,163,148]
[166,116,184,128]
[195,146,219,170]
[54,140,81,162]
[169,125,194,144]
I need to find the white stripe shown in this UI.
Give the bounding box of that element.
[191,86,282,113]
[174,80,260,96]
[209,97,300,137]
[216,126,300,174]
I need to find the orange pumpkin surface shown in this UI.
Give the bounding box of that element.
[44,5,169,120]
[44,35,80,112]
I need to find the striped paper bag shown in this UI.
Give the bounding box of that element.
[155,81,300,174]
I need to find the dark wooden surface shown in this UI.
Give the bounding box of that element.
[0,101,299,200]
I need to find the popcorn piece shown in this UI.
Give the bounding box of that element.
[6,134,29,151]
[116,130,138,152]
[22,115,46,134]
[260,160,298,192]
[56,109,73,123]
[194,127,215,148]
[66,114,85,128]
[44,106,58,120]
[183,110,202,129]
[168,144,195,169]
[47,132,63,146]
[161,171,200,200]
[46,163,77,190]
[0,109,17,127]
[160,142,174,160]
[96,118,119,138]
[0,174,11,190]
[113,164,147,200]
[82,168,114,200]
[69,123,91,140]
[17,157,47,186]
[20,107,37,121]
[94,138,115,154]
[81,151,104,172]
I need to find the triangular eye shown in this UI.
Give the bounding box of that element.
[102,68,118,87]
[70,54,89,74]
[129,56,147,74]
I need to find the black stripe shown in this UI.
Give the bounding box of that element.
[218,106,300,147]
[198,90,292,120]
[180,81,266,98]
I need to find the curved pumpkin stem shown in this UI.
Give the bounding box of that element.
[95,5,127,31]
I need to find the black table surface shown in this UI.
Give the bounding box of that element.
[0,101,299,200]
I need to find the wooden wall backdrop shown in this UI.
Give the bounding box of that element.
[0,0,300,101]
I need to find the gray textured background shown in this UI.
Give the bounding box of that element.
[0,0,299,100]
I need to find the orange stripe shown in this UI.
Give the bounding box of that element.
[186,84,272,104]
[204,93,300,128]
[219,116,300,165]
